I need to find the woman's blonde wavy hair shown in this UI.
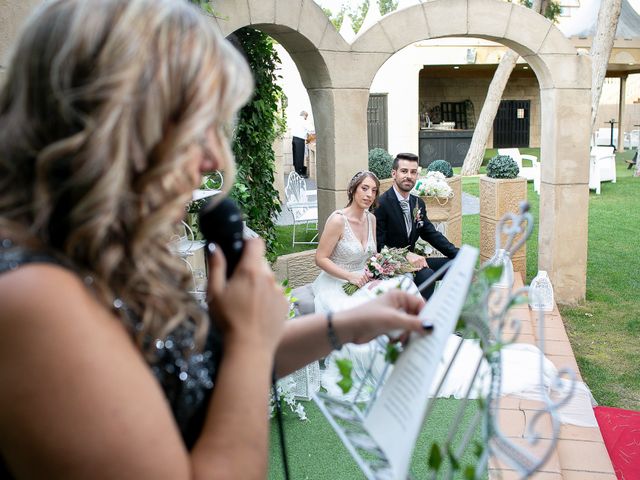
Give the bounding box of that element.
[0,0,252,350]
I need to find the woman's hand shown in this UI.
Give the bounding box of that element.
[346,270,370,288]
[334,290,428,345]
[207,238,288,353]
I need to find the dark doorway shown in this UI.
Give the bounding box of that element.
[368,94,388,151]
[493,100,530,148]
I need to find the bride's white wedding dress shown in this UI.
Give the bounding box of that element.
[312,210,420,401]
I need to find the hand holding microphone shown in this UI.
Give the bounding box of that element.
[198,197,288,350]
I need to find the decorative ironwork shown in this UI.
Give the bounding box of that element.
[313,202,578,479]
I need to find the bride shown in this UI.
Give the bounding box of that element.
[312,170,420,400]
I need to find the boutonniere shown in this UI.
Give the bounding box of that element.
[412,205,422,223]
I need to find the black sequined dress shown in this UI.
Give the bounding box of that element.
[0,242,223,478]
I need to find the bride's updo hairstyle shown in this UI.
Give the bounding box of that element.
[346,170,380,209]
[0,0,252,350]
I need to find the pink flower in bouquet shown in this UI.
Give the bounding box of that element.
[343,246,418,295]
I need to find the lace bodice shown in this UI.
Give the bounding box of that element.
[329,211,375,272]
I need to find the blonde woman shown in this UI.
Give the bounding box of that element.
[0,1,427,478]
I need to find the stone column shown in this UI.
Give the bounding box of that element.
[308,87,370,230]
[618,75,627,151]
[538,88,591,304]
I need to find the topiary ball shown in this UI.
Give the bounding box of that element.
[486,155,520,179]
[368,148,394,180]
[426,159,454,178]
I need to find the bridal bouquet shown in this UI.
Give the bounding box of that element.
[412,171,453,198]
[343,246,416,295]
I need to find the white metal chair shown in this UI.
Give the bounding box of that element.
[284,171,318,246]
[192,170,223,201]
[589,146,617,195]
[497,148,540,194]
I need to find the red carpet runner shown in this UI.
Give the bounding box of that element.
[594,406,640,479]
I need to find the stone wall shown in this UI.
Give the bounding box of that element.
[273,249,319,289]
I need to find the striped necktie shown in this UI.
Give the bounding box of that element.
[399,198,411,237]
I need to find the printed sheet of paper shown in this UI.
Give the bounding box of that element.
[362,245,478,479]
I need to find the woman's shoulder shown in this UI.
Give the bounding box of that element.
[0,262,105,325]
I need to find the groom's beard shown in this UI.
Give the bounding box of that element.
[394,177,415,193]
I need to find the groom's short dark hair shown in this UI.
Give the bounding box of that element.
[392,153,419,170]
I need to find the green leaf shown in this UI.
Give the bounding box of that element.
[464,465,476,480]
[428,443,442,471]
[484,265,503,284]
[473,440,484,458]
[447,445,460,471]
[385,343,401,364]
[335,358,353,393]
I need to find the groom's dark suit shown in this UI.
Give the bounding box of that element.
[375,187,459,299]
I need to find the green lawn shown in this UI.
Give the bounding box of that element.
[269,399,485,479]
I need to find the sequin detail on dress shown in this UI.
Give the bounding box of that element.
[0,242,221,451]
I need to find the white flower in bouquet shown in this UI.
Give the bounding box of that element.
[412,171,453,198]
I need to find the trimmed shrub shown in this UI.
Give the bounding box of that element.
[427,159,454,178]
[486,155,519,179]
[368,148,393,179]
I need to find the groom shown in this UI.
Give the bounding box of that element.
[374,153,459,300]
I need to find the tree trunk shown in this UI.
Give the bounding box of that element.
[460,50,519,175]
[460,0,542,175]
[590,0,623,133]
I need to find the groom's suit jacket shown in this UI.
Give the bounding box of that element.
[374,187,459,259]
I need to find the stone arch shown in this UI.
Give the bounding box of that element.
[0,0,592,302]
[215,0,590,303]
[348,0,591,303]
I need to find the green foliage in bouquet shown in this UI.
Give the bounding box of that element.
[486,155,519,179]
[427,159,454,178]
[368,148,394,180]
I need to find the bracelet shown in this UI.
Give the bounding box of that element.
[326,311,343,351]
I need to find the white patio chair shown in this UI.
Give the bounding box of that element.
[284,171,318,246]
[497,148,540,194]
[589,146,617,195]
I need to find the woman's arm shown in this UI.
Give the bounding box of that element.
[315,214,368,286]
[274,290,426,376]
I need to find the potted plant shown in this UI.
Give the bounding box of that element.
[368,148,394,194]
[480,154,527,273]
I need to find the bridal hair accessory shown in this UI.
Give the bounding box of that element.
[348,170,379,192]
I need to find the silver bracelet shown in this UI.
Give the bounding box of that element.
[326,311,342,351]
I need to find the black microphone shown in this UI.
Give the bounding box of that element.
[198,197,245,278]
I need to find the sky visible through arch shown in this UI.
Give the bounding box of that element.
[314,0,640,17]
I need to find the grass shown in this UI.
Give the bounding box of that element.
[273,224,318,257]
[274,149,640,409]
[559,150,640,410]
[269,399,485,479]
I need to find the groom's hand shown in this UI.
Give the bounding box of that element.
[406,251,428,269]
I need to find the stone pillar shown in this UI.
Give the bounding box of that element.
[618,75,627,151]
[308,87,370,230]
[538,88,591,304]
[479,176,527,273]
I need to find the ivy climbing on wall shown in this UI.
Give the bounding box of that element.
[230,27,284,262]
